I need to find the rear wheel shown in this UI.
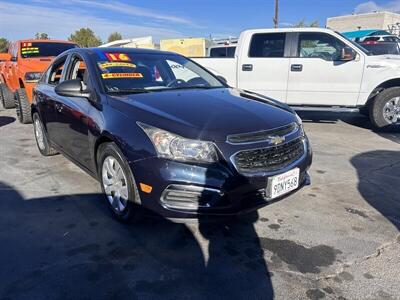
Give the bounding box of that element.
[0,84,15,109]
[0,83,5,108]
[98,143,140,222]
[370,87,400,128]
[33,113,58,156]
[15,88,32,124]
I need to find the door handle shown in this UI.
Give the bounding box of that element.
[242,64,253,71]
[291,64,303,72]
[55,103,63,113]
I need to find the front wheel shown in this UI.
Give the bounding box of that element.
[370,87,400,128]
[98,143,140,222]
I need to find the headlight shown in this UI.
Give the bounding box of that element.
[295,113,305,136]
[25,72,42,82]
[138,123,218,163]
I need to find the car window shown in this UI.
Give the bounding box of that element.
[67,56,89,89]
[210,46,236,58]
[48,56,68,85]
[298,32,346,61]
[249,33,286,58]
[20,42,77,59]
[364,37,379,42]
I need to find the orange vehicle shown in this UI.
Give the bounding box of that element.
[0,39,77,123]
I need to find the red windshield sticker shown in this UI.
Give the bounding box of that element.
[105,53,131,62]
[101,72,143,79]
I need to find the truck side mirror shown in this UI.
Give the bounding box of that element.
[340,47,356,61]
[0,53,12,62]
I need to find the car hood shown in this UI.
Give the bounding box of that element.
[108,88,297,142]
[19,57,54,72]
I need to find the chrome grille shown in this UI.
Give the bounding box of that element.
[227,123,298,144]
[233,138,304,173]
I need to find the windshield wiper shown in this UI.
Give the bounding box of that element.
[107,88,151,94]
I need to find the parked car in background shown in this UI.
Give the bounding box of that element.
[0,39,77,123]
[193,27,400,128]
[208,44,236,58]
[358,41,400,55]
[32,47,312,220]
[361,35,400,44]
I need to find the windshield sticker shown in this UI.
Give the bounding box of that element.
[101,72,143,79]
[22,42,32,47]
[99,62,136,69]
[105,53,131,62]
[21,47,39,54]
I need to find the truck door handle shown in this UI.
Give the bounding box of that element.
[242,64,253,71]
[291,64,303,72]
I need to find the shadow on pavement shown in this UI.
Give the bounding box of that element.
[297,110,400,144]
[0,182,274,299]
[351,150,400,232]
[0,116,15,127]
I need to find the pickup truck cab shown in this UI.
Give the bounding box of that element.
[0,40,77,123]
[193,27,400,128]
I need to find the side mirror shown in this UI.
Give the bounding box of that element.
[340,47,356,61]
[0,53,12,62]
[55,79,90,98]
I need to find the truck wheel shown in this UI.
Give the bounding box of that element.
[370,87,400,128]
[0,84,15,109]
[33,113,58,156]
[0,83,4,108]
[15,88,32,124]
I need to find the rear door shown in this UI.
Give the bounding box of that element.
[54,54,91,167]
[286,32,364,106]
[237,32,290,102]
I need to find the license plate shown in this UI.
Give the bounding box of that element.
[267,168,300,199]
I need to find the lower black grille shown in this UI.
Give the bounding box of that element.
[233,138,304,173]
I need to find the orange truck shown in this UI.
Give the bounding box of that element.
[0,39,77,123]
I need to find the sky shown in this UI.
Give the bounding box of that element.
[1,0,400,43]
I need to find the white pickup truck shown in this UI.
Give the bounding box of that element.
[193,27,400,128]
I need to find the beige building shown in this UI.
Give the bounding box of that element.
[327,11,400,33]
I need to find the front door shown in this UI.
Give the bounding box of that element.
[286,32,364,106]
[237,32,290,103]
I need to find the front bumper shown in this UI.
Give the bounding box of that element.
[130,137,312,218]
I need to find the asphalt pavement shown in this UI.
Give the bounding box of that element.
[0,106,399,300]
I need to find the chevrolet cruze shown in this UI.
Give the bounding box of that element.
[32,48,312,221]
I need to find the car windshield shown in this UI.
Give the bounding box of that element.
[93,50,225,93]
[20,42,77,58]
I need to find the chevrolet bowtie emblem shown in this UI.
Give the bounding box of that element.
[270,135,285,145]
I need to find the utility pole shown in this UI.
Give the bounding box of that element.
[273,0,279,28]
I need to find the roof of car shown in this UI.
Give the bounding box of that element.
[81,47,177,56]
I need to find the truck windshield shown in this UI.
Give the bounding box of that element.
[94,51,225,93]
[20,42,77,58]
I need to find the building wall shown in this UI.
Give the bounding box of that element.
[327,11,400,32]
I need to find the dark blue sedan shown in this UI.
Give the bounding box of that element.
[32,48,312,220]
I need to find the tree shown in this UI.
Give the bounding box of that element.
[0,38,9,53]
[107,32,122,43]
[68,28,102,47]
[35,32,49,40]
[292,19,319,28]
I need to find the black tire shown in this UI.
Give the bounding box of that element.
[370,87,400,128]
[1,84,15,109]
[15,88,32,124]
[97,142,140,222]
[0,83,5,108]
[32,113,58,156]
